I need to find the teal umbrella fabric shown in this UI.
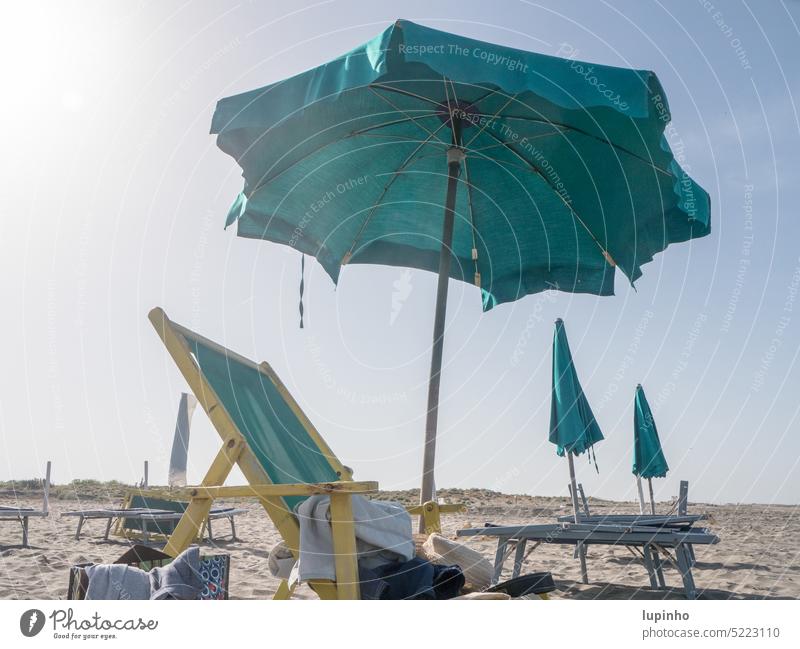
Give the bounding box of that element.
[632,384,669,479]
[212,19,710,310]
[548,319,604,458]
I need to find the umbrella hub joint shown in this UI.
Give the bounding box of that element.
[447,146,466,167]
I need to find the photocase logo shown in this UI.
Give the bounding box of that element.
[20,609,45,637]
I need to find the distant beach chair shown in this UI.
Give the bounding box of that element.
[145,307,463,599]
[0,461,51,547]
[67,544,230,600]
[115,494,246,543]
[61,495,246,543]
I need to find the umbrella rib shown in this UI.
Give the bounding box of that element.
[369,86,449,146]
[370,83,445,110]
[244,113,440,197]
[477,127,617,267]
[350,113,441,136]
[462,92,519,150]
[468,127,567,152]
[342,119,452,264]
[475,113,671,177]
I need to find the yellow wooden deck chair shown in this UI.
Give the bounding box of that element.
[148,308,462,600]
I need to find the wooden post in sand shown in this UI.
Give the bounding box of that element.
[42,461,51,514]
[567,451,589,584]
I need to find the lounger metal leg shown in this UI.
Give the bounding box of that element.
[687,544,696,565]
[653,549,667,589]
[643,544,659,589]
[676,544,697,600]
[104,517,114,541]
[75,515,85,541]
[512,539,527,579]
[492,538,509,585]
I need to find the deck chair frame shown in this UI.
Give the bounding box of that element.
[149,307,384,599]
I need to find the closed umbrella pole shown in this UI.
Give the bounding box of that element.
[636,476,646,514]
[648,477,656,515]
[420,133,464,518]
[567,452,581,522]
[567,451,588,583]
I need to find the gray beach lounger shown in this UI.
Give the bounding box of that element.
[560,480,707,571]
[62,502,246,543]
[0,461,51,547]
[560,481,705,529]
[457,521,719,599]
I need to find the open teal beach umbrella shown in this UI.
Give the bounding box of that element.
[211,19,710,512]
[633,384,669,513]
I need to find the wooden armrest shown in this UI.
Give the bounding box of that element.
[174,481,379,500]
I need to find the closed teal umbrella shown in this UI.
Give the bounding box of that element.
[211,19,710,516]
[549,318,603,582]
[633,384,669,514]
[549,319,604,458]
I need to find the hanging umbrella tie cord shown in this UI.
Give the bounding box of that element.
[589,444,600,473]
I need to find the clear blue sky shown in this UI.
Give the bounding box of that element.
[1,1,798,504]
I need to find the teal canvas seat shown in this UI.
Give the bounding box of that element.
[188,339,342,512]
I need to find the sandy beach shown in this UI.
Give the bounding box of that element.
[1,488,797,600]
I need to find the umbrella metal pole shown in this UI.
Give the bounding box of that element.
[648,477,656,515]
[419,142,464,528]
[636,476,646,514]
[567,451,589,583]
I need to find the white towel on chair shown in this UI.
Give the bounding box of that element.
[291,495,414,585]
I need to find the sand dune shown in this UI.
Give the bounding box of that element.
[1,491,797,599]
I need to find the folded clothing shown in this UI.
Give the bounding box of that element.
[293,495,414,585]
[267,540,295,580]
[84,546,202,600]
[359,557,465,600]
[85,564,150,600]
[149,546,202,600]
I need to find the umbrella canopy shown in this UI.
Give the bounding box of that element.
[210,18,709,510]
[213,19,710,306]
[632,384,669,479]
[548,319,604,458]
